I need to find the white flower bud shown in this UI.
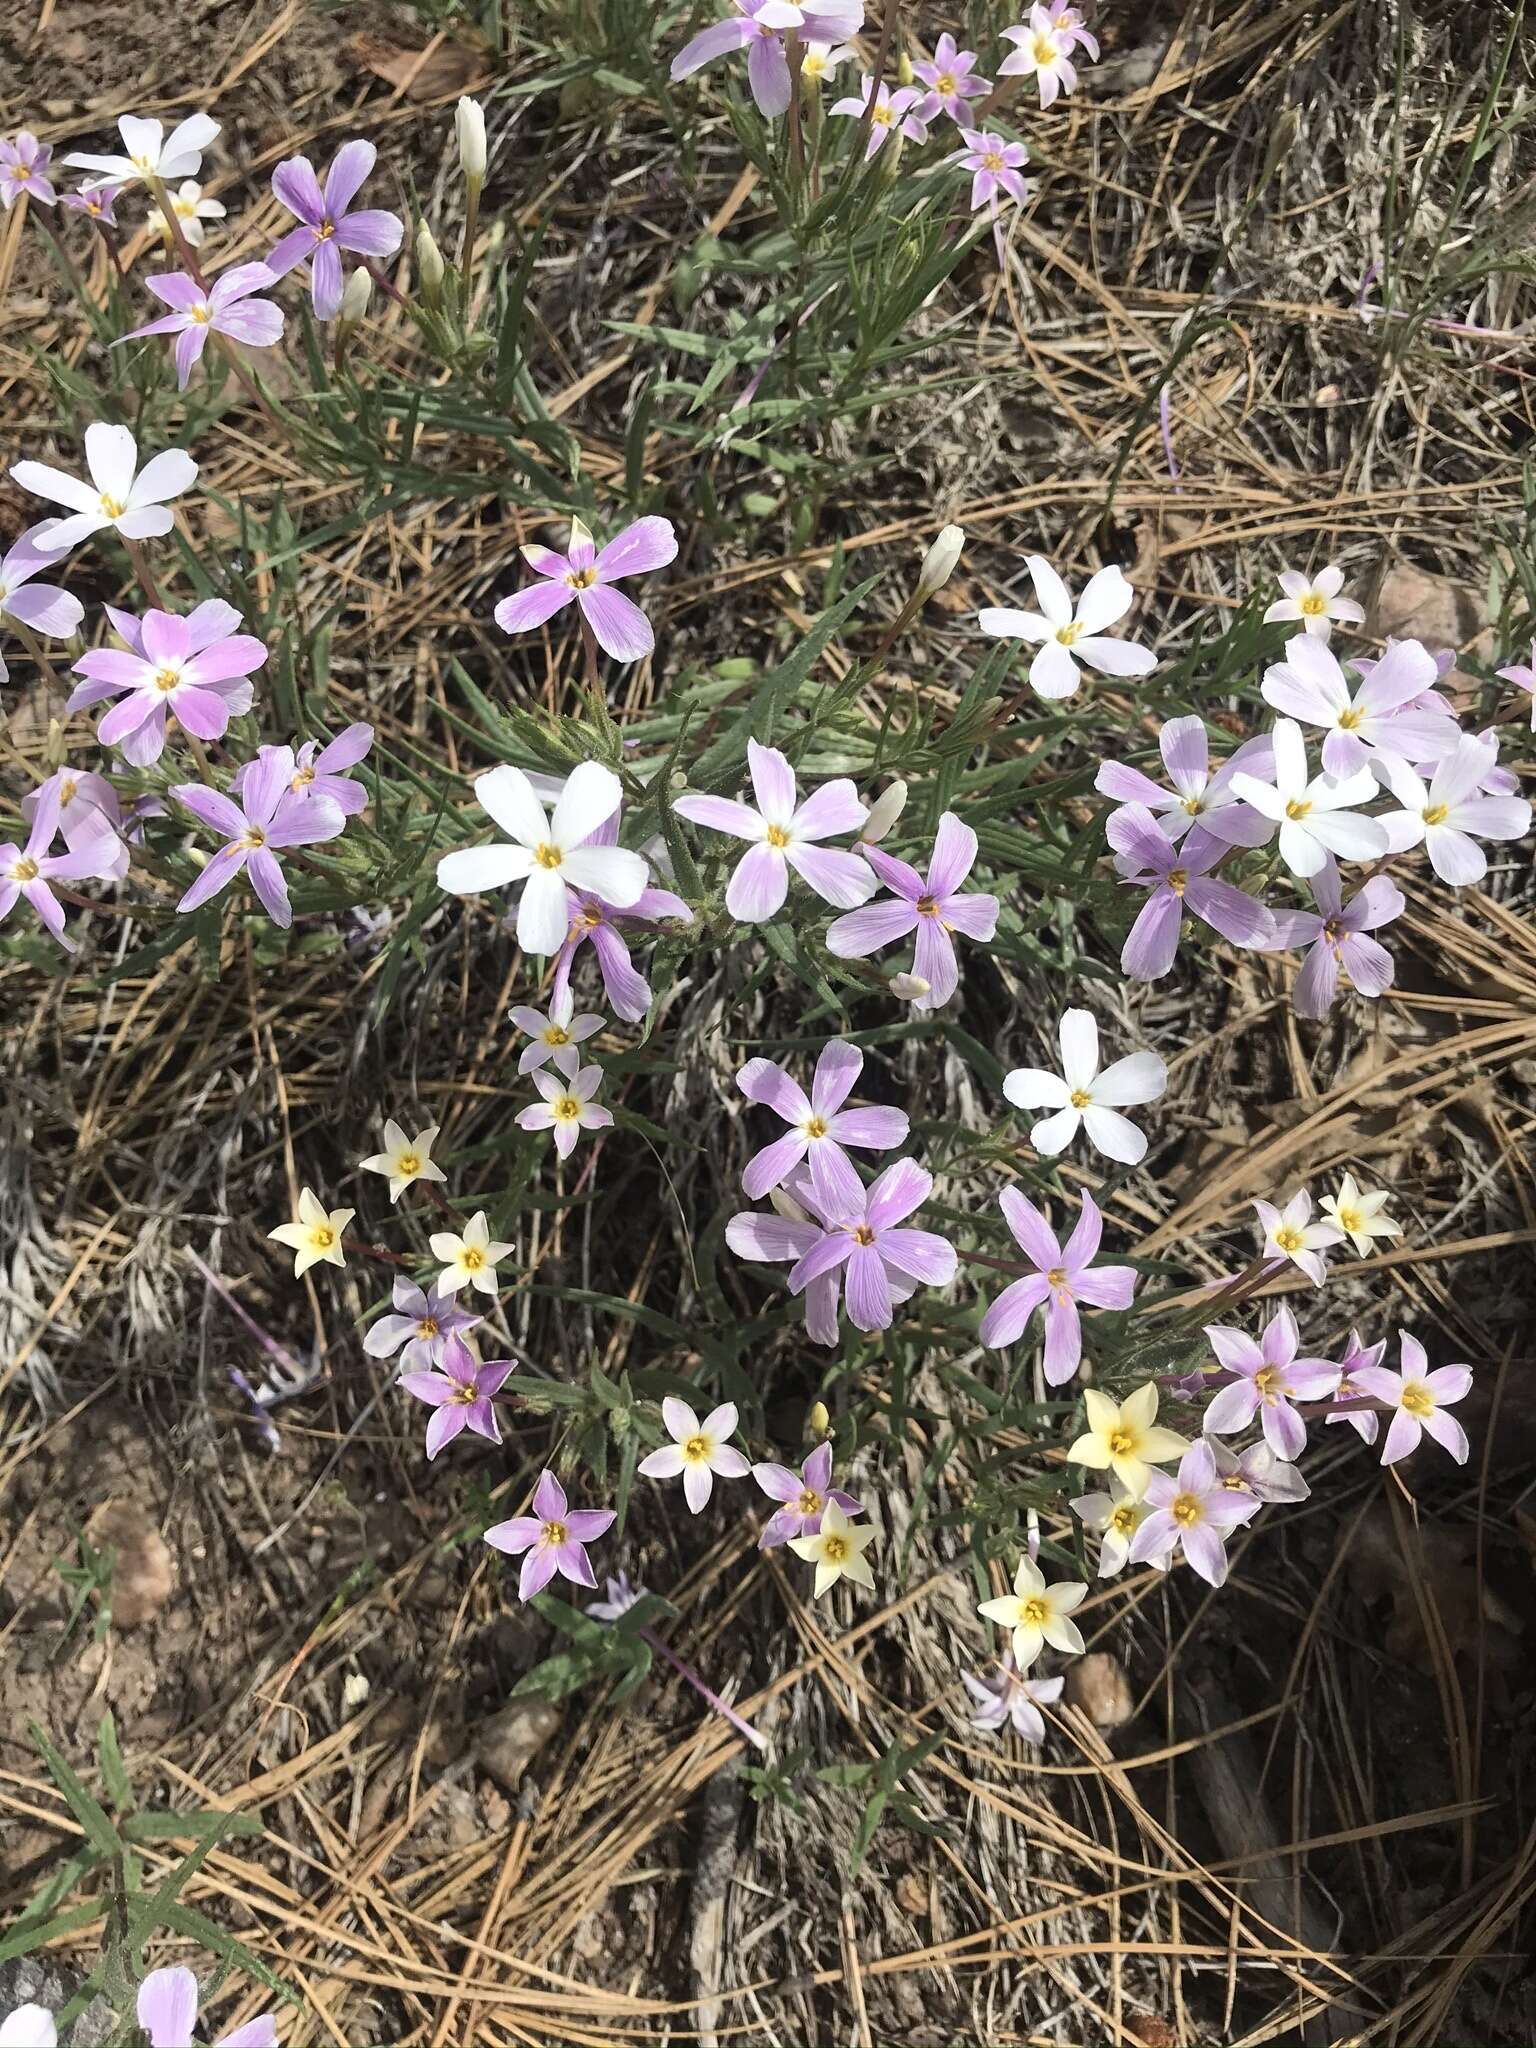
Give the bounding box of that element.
[768,1186,811,1223]
[888,972,930,1002]
[456,96,487,185]
[415,220,445,304]
[916,524,964,600]
[339,267,372,327]
[858,780,907,844]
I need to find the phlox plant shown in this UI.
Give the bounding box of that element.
[1,0,1527,1964]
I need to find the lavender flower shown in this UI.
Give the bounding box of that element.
[1254,1187,1343,1286]
[1128,1439,1259,1587]
[400,1332,517,1459]
[915,35,992,121]
[737,1037,909,1214]
[70,601,267,763]
[1351,1333,1472,1466]
[998,6,1086,106]
[136,1965,276,2048]
[978,1187,1136,1384]
[485,1468,616,1601]
[1207,1435,1311,1505]
[1496,641,1536,731]
[588,1571,645,1622]
[825,812,999,1008]
[0,133,55,208]
[494,514,677,664]
[638,1397,751,1511]
[364,1276,481,1371]
[550,818,693,1023]
[0,524,83,683]
[510,991,606,1073]
[1201,1305,1339,1460]
[752,1440,862,1548]
[516,1056,613,1158]
[674,739,876,921]
[266,140,403,319]
[1260,633,1455,778]
[285,723,373,812]
[1376,733,1531,886]
[1325,1330,1384,1446]
[171,747,346,927]
[60,183,124,225]
[1095,715,1274,848]
[1,785,118,951]
[772,1158,955,1336]
[1106,803,1275,980]
[671,0,863,118]
[22,769,128,881]
[122,263,284,389]
[829,79,930,157]
[1264,863,1404,1019]
[948,131,1029,217]
[964,1654,1062,1740]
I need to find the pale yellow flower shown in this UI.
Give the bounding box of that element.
[268,1187,352,1277]
[1067,1382,1186,1500]
[788,1499,876,1598]
[360,1118,447,1204]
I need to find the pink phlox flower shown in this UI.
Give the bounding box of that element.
[978,1187,1137,1383]
[752,1440,862,1547]
[737,1037,909,1213]
[1,523,84,682]
[725,1181,849,1345]
[1097,717,1276,850]
[266,140,404,319]
[121,262,284,390]
[1260,632,1457,779]
[61,182,125,224]
[978,556,1155,699]
[64,113,220,191]
[1496,640,1536,732]
[948,131,1029,216]
[1350,1332,1472,1467]
[22,768,128,882]
[998,6,1082,107]
[1252,1188,1343,1287]
[1,783,118,951]
[1200,1305,1339,1460]
[399,1331,517,1459]
[1043,0,1099,58]
[671,0,863,119]
[1127,1438,1259,1588]
[1263,860,1404,1019]
[638,1396,751,1511]
[485,1467,616,1601]
[824,811,999,1008]
[1,132,55,208]
[495,513,677,665]
[1462,724,1522,798]
[136,1964,277,2048]
[1323,1329,1385,1446]
[1105,803,1275,981]
[171,745,346,927]
[1263,562,1364,641]
[235,722,373,814]
[1227,717,1388,879]
[674,737,876,922]
[1207,1434,1311,1504]
[11,422,197,551]
[963,1653,1063,1741]
[1375,732,1531,887]
[588,1570,645,1622]
[70,600,267,763]
[537,803,691,1022]
[364,1276,481,1371]
[915,35,992,122]
[829,78,930,157]
[784,1156,957,1336]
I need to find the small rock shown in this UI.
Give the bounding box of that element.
[1064,1652,1137,1731]
[895,1872,928,1917]
[85,1501,174,1629]
[1370,562,1490,693]
[475,1694,560,1794]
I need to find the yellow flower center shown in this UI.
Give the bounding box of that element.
[418,1317,439,1339]
[310,1225,335,1250]
[553,1095,582,1121]
[1168,867,1188,897]
[822,1534,849,1563]
[1221,1473,1247,1490]
[1273,1225,1305,1253]
[1171,1492,1202,1528]
[804,1115,828,1139]
[541,1518,568,1546]
[1020,1595,1049,1626]
[1254,1366,1281,1401]
[1110,1503,1137,1535]
[683,1433,711,1463]
[1298,591,1329,617]
[153,664,180,692]
[1285,798,1313,821]
[1423,803,1450,826]
[314,220,336,241]
[871,104,894,126]
[803,52,824,76]
[291,764,315,789]
[395,1151,421,1176]
[581,906,604,928]
[1401,1381,1434,1417]
[533,842,563,869]
[1181,794,1203,815]
[239,827,267,850]
[1031,31,1057,64]
[1337,706,1364,730]
[916,894,940,917]
[936,72,957,93]
[98,494,127,518]
[11,854,41,883]
[449,1382,477,1405]
[460,1246,485,1271]
[565,566,597,589]
[1069,1087,1092,1110]
[1046,1266,1068,1290]
[189,304,211,325]
[1336,1203,1364,1233]
[983,150,1004,171]
[851,1223,876,1246]
[543,1023,571,1046]
[1107,1425,1137,1457]
[765,823,790,848]
[795,1487,823,1516]
[131,152,155,171]
[1054,621,1082,646]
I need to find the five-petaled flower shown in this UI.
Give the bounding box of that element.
[266,139,403,319]
[1227,718,1387,879]
[363,1276,481,1371]
[360,1118,447,1202]
[964,1653,1063,1740]
[0,784,118,952]
[825,812,1000,1009]
[1263,562,1363,641]
[70,601,267,764]
[1097,717,1275,849]
[0,132,56,208]
[1127,1438,1260,1588]
[494,514,677,664]
[400,1332,517,1459]
[1260,632,1453,779]
[1320,1172,1403,1258]
[915,35,992,122]
[1254,1187,1343,1287]
[828,78,930,157]
[638,1396,751,1511]
[675,739,876,922]
[980,556,1154,699]
[1376,732,1531,887]
[779,1156,956,1336]
[998,6,1084,106]
[1106,803,1275,980]
[1350,1333,1472,1466]
[737,1038,909,1214]
[268,1187,353,1277]
[979,1187,1137,1384]
[121,262,285,390]
[949,130,1030,217]
[437,761,648,956]
[1264,863,1404,1020]
[1067,1382,1186,1499]
[752,1440,863,1548]
[788,1497,876,1595]
[1003,1007,1166,1165]
[485,1468,616,1601]
[671,0,863,120]
[64,112,221,191]
[977,1556,1087,1668]
[171,746,346,928]
[12,422,198,551]
[1201,1306,1340,1460]
[1070,1477,1159,1578]
[510,990,606,1073]
[516,1056,613,1158]
[431,1209,514,1297]
[0,525,84,685]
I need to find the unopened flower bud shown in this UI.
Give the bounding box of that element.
[339,267,372,328]
[769,1185,811,1223]
[416,221,445,306]
[456,96,487,186]
[806,1400,830,1439]
[916,524,964,601]
[888,971,930,1001]
[896,50,915,85]
[858,780,907,844]
[45,718,66,769]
